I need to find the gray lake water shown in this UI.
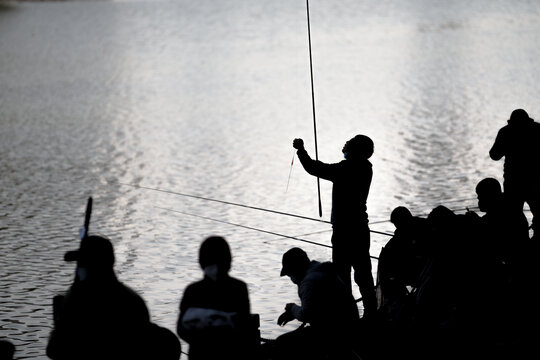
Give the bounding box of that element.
[1,0,540,358]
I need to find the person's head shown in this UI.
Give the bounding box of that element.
[280,247,310,284]
[0,340,15,360]
[475,177,502,212]
[65,235,116,281]
[342,135,374,160]
[390,206,413,229]
[427,205,455,230]
[199,236,232,281]
[508,109,533,125]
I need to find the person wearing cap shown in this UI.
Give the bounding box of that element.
[490,108,540,241]
[47,235,181,360]
[176,236,254,360]
[292,135,377,317]
[273,247,359,359]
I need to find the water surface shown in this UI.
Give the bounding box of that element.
[1,0,540,358]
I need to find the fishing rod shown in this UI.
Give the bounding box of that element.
[155,206,380,260]
[263,228,332,244]
[64,197,93,262]
[121,183,394,237]
[306,0,323,218]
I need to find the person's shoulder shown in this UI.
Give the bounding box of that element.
[183,278,207,293]
[117,282,147,304]
[225,276,249,290]
[307,261,334,278]
[532,121,540,132]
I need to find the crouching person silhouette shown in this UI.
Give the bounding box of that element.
[177,236,257,360]
[273,248,359,360]
[46,235,181,360]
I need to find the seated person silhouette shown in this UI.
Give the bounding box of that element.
[176,236,255,360]
[376,206,429,325]
[47,235,181,360]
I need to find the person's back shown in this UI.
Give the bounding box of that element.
[295,260,359,332]
[274,248,359,360]
[48,277,151,359]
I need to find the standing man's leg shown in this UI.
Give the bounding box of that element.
[351,225,377,317]
[331,227,352,295]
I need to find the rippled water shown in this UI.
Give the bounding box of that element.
[2,0,540,358]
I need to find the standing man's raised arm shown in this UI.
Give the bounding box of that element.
[293,138,340,181]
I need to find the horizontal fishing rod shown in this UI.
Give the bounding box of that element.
[155,206,380,260]
[263,229,333,244]
[122,183,393,237]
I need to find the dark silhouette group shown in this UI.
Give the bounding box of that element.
[1,108,534,359]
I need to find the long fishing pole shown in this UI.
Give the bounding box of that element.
[155,206,380,260]
[122,183,394,237]
[306,0,323,218]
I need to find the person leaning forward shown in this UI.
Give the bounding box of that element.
[292,135,377,316]
[273,247,359,360]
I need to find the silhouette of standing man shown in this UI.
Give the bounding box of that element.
[292,135,377,317]
[490,109,540,240]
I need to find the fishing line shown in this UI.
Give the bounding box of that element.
[285,151,295,193]
[155,206,380,260]
[156,206,332,249]
[263,229,332,244]
[122,183,330,224]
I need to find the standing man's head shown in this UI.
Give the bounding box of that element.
[199,236,232,281]
[476,177,503,213]
[280,247,310,284]
[342,135,374,160]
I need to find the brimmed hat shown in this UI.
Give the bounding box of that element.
[280,247,309,276]
[64,235,115,268]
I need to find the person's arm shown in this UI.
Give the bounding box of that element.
[293,138,341,181]
[288,275,317,323]
[489,128,506,161]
